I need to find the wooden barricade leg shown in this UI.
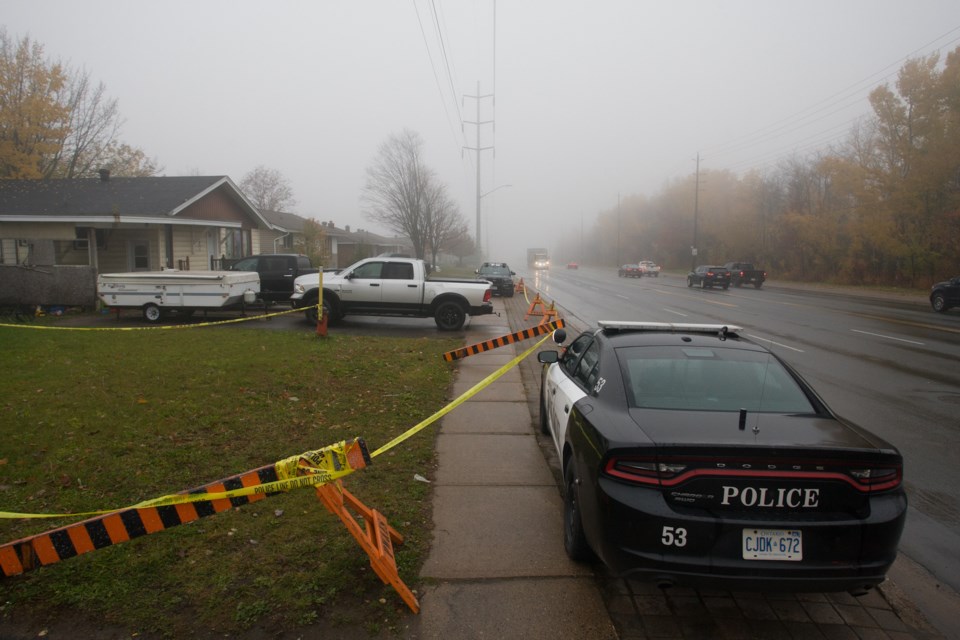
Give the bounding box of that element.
[539,302,558,325]
[524,293,546,320]
[314,481,419,613]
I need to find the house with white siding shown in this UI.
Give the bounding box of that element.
[0,171,271,306]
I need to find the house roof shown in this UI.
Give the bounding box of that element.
[0,175,271,229]
[261,209,309,233]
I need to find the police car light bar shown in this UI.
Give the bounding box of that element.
[598,321,744,334]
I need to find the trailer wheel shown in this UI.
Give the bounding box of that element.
[143,304,163,323]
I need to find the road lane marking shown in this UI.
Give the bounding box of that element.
[616,294,630,300]
[847,312,960,335]
[650,289,738,307]
[663,308,687,317]
[851,329,924,345]
[747,334,805,353]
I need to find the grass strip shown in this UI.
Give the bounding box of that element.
[0,325,459,637]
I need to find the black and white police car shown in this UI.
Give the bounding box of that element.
[537,321,906,593]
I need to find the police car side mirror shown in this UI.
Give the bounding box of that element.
[537,351,559,364]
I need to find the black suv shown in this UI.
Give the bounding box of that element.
[930,275,960,312]
[687,265,732,289]
[228,254,314,302]
[476,262,516,297]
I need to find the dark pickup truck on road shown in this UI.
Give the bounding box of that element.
[724,262,767,289]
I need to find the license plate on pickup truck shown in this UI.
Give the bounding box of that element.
[742,529,802,561]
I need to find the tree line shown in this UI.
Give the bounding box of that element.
[563,47,960,287]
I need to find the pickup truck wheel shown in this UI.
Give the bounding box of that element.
[305,298,340,326]
[434,301,466,331]
[722,284,729,290]
[687,277,693,288]
[142,304,163,323]
[735,281,743,288]
[754,282,763,289]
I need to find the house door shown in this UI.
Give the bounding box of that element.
[129,240,150,271]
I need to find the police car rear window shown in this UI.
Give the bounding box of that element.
[618,346,814,413]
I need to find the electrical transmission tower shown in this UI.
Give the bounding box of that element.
[463,81,494,256]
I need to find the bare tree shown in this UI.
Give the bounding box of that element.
[239,165,296,213]
[424,180,468,269]
[0,29,158,179]
[362,129,467,262]
[46,70,120,178]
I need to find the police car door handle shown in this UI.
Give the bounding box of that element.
[407,284,418,288]
[370,283,380,287]
[563,405,570,414]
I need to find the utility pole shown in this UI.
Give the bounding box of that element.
[692,153,700,272]
[463,81,494,257]
[616,193,621,267]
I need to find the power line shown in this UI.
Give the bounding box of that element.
[412,0,462,153]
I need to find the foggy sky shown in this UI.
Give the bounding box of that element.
[5,0,959,265]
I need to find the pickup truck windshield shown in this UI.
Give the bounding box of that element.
[479,265,511,276]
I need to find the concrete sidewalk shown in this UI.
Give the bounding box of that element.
[410,297,617,639]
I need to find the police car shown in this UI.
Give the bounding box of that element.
[537,321,906,593]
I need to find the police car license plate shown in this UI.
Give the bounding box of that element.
[742,529,802,561]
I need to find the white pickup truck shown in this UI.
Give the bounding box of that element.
[290,257,493,330]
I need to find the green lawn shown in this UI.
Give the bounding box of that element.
[0,324,460,637]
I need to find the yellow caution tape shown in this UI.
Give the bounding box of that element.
[370,332,552,458]
[0,324,559,519]
[0,439,369,520]
[0,306,304,331]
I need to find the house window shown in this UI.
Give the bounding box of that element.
[131,241,149,271]
[223,229,248,258]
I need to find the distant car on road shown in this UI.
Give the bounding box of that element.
[618,264,642,278]
[687,265,731,289]
[536,321,906,593]
[639,261,661,277]
[724,261,766,289]
[567,262,579,270]
[930,275,960,312]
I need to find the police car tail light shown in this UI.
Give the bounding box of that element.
[604,457,688,486]
[849,465,902,492]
